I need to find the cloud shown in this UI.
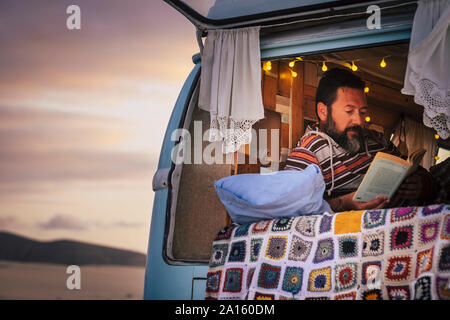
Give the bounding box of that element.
[0,0,196,195]
[110,221,145,229]
[0,105,157,189]
[92,220,145,230]
[0,0,195,253]
[0,216,24,229]
[37,214,145,231]
[39,214,88,231]
[0,0,197,94]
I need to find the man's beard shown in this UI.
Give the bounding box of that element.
[323,115,365,154]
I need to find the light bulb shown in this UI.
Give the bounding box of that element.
[435,156,439,161]
[351,62,358,71]
[364,86,369,93]
[365,116,371,122]
[289,60,295,68]
[266,61,272,71]
[435,134,440,139]
[380,58,387,68]
[322,62,328,72]
[291,71,297,78]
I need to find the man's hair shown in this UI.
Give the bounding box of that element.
[315,68,365,119]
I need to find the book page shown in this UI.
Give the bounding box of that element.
[353,156,410,202]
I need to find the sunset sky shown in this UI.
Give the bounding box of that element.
[0,1,198,253]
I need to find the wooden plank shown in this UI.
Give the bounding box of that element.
[236,158,261,174]
[236,109,281,161]
[262,60,278,78]
[366,101,401,137]
[365,80,421,111]
[281,123,289,149]
[263,74,277,111]
[304,62,318,86]
[291,62,304,149]
[276,94,290,107]
[275,94,290,114]
[304,85,317,98]
[304,98,317,121]
[256,109,281,162]
[275,104,290,115]
[278,62,292,98]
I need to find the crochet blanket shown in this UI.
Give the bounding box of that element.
[205,204,450,300]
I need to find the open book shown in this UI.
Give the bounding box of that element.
[353,148,426,202]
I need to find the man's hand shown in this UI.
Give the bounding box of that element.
[394,172,423,200]
[339,192,389,211]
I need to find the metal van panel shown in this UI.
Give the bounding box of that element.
[165,81,200,262]
[144,189,194,299]
[191,266,209,299]
[157,65,201,170]
[260,13,413,58]
[261,25,411,58]
[164,0,393,30]
[192,279,207,300]
[144,65,200,300]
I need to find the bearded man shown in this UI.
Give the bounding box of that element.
[285,68,433,211]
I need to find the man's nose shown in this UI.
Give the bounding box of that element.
[352,112,363,126]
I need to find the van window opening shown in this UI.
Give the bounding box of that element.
[165,42,445,264]
[436,146,450,164]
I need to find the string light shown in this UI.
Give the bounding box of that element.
[365,116,371,122]
[291,70,298,78]
[364,86,370,93]
[289,57,303,68]
[262,54,401,75]
[435,156,440,161]
[434,133,440,139]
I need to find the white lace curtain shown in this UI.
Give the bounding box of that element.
[391,117,438,170]
[198,26,265,154]
[402,0,450,139]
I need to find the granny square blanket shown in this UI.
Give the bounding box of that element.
[205,204,450,300]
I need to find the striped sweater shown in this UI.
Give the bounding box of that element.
[285,126,401,197]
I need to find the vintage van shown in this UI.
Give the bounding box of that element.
[144,0,449,299]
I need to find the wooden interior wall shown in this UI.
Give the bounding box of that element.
[235,109,281,174]
[262,61,307,150]
[300,63,418,139]
[303,62,319,123]
[257,60,423,171]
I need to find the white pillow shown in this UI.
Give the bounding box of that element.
[214,164,331,224]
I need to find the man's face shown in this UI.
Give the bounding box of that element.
[323,87,368,153]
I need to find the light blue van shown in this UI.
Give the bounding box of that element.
[144,0,421,300]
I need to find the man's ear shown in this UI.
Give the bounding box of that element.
[317,102,328,122]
